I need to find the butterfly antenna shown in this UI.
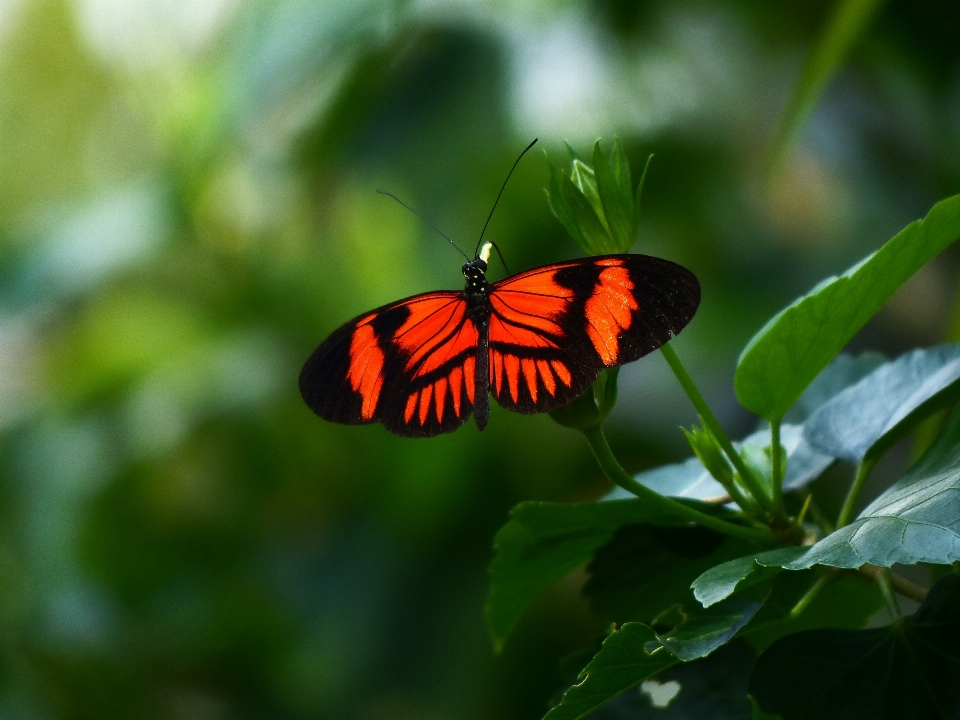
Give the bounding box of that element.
[474,138,538,258]
[377,189,470,261]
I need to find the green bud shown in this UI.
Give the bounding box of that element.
[682,421,734,488]
[545,137,653,256]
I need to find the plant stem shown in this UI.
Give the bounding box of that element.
[789,572,832,619]
[581,426,776,544]
[876,569,900,619]
[770,419,783,510]
[660,343,771,510]
[858,565,928,604]
[836,457,876,528]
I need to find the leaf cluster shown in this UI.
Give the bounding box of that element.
[488,141,960,719]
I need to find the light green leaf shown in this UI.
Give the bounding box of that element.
[487,500,694,651]
[804,344,960,463]
[735,194,960,421]
[788,400,960,569]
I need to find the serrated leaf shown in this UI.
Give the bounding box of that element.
[804,344,960,463]
[735,194,960,421]
[692,547,810,608]
[544,599,761,720]
[487,500,696,650]
[749,574,960,720]
[787,401,960,569]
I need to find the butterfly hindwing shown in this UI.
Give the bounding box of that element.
[299,291,479,438]
[487,254,700,414]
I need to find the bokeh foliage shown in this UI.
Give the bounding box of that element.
[1,1,959,718]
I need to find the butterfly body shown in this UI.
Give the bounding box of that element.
[300,250,700,438]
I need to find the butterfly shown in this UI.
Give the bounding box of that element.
[299,244,700,437]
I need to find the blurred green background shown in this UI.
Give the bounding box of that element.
[1,1,959,717]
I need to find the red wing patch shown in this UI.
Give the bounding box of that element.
[299,291,479,438]
[487,255,700,415]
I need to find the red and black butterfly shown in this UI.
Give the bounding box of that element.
[299,248,699,437]
[299,145,700,437]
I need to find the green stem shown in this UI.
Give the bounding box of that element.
[789,572,832,619]
[770,419,783,510]
[836,457,876,528]
[581,426,775,544]
[660,343,771,510]
[877,569,900,620]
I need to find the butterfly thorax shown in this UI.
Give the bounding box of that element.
[462,258,491,324]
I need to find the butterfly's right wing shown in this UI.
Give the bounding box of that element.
[299,291,481,437]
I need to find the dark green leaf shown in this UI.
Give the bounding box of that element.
[487,500,695,650]
[544,600,761,720]
[543,624,678,720]
[692,547,808,608]
[587,641,756,720]
[735,194,960,421]
[585,523,752,625]
[804,344,960,463]
[655,598,761,661]
[742,572,884,654]
[749,574,960,720]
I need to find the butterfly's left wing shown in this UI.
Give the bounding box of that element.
[488,254,700,414]
[299,291,480,437]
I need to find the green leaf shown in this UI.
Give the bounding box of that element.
[804,344,960,463]
[585,523,753,625]
[735,194,960,421]
[788,400,960,569]
[604,425,831,503]
[655,597,762,661]
[782,352,887,424]
[544,599,761,720]
[543,624,678,720]
[692,547,809,608]
[595,641,757,719]
[749,574,960,720]
[592,141,634,252]
[768,0,884,169]
[487,500,695,650]
[742,571,884,654]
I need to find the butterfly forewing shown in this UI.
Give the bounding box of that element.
[486,254,700,414]
[299,291,479,438]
